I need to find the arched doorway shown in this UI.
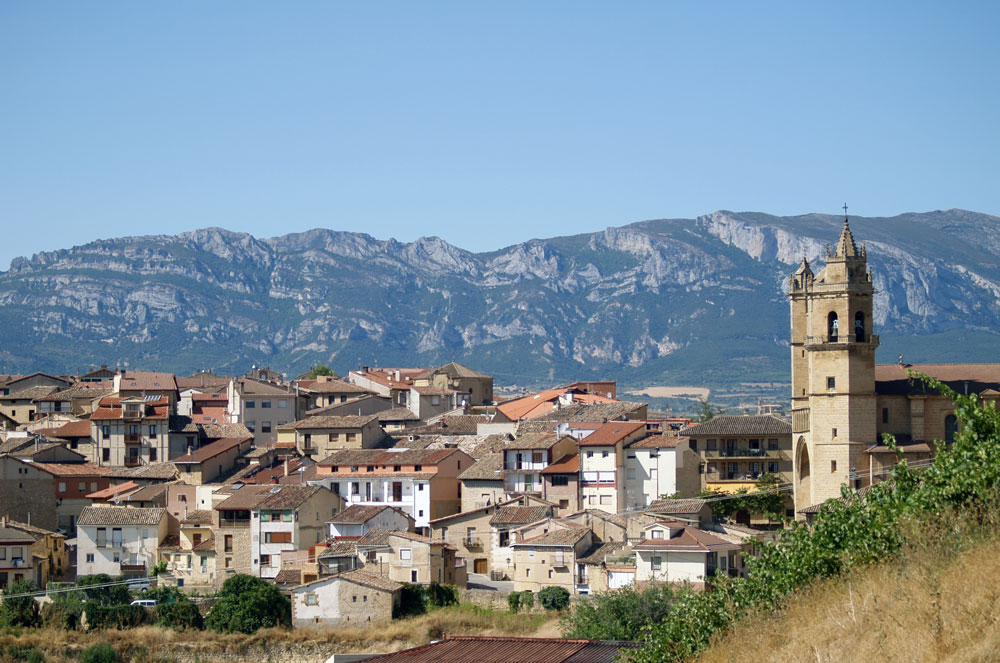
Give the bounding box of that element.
[795,436,811,508]
[828,312,839,341]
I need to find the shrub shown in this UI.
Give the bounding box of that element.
[75,575,131,607]
[0,580,41,627]
[507,591,521,613]
[154,601,204,630]
[393,583,427,618]
[426,582,458,608]
[519,590,534,611]
[538,586,570,611]
[83,602,147,630]
[563,583,677,641]
[41,596,84,630]
[205,574,290,634]
[79,642,117,663]
[4,645,45,663]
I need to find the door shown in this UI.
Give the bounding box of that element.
[474,558,488,574]
[392,482,403,502]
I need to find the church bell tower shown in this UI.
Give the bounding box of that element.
[789,215,879,511]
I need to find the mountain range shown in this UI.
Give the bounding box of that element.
[2,209,998,400]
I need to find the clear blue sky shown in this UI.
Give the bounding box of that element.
[2,2,998,270]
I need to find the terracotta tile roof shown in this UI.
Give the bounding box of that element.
[193,536,216,552]
[158,534,181,551]
[172,437,251,465]
[29,462,114,478]
[213,484,275,510]
[0,385,60,401]
[0,525,37,543]
[317,538,361,558]
[253,485,324,510]
[305,379,374,395]
[458,453,504,481]
[176,374,231,390]
[646,498,709,515]
[514,528,591,548]
[410,415,491,435]
[412,385,458,396]
[121,483,170,503]
[107,463,179,480]
[317,448,458,467]
[490,506,550,527]
[357,529,436,547]
[336,568,403,592]
[577,541,631,565]
[87,481,141,500]
[36,384,113,402]
[91,396,170,421]
[875,363,1000,395]
[118,371,177,392]
[508,432,566,450]
[357,636,641,663]
[629,434,686,449]
[328,504,393,524]
[77,506,166,527]
[181,510,214,525]
[540,454,579,475]
[281,414,379,430]
[55,420,94,438]
[531,401,647,424]
[632,525,740,552]
[578,421,645,447]
[235,378,294,396]
[274,568,303,584]
[679,415,791,437]
[378,408,420,422]
[434,362,492,379]
[4,519,61,538]
[172,420,253,441]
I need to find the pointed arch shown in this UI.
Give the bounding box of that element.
[795,436,811,507]
[854,311,865,342]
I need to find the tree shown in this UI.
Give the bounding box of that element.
[75,574,131,606]
[0,579,41,627]
[538,586,570,611]
[692,397,724,423]
[307,364,335,379]
[562,584,678,641]
[206,574,290,634]
[701,473,786,522]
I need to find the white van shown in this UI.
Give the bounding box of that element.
[130,599,157,607]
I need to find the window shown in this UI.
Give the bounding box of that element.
[768,461,779,474]
[225,557,232,568]
[149,425,157,437]
[351,482,360,495]
[586,451,593,458]
[548,569,554,579]
[651,529,664,539]
[0,548,5,560]
[261,401,271,409]
[79,481,86,492]
[400,549,412,561]
[828,311,839,340]
[945,414,959,442]
[96,528,106,548]
[245,400,255,409]
[305,593,318,606]
[411,569,418,582]
[882,408,889,424]
[261,421,272,433]
[827,376,836,389]
[550,475,569,486]
[706,438,717,451]
[831,460,837,473]
[86,553,94,563]
[128,424,139,436]
[499,531,510,547]
[651,555,662,571]
[832,428,837,438]
[768,438,779,450]
[102,449,110,462]
[414,464,422,471]
[112,528,122,548]
[367,466,374,472]
[265,532,292,544]
[393,465,401,472]
[417,483,425,491]
[102,425,110,439]
[855,311,865,342]
[532,451,543,463]
[352,595,357,603]
[58,482,66,493]
[150,448,157,462]
[363,595,368,602]
[418,510,424,517]
[602,451,609,458]
[260,554,271,567]
[224,534,233,553]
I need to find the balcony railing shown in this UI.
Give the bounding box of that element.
[124,457,143,467]
[705,448,770,458]
[120,562,146,573]
[464,537,482,549]
[125,434,140,443]
[803,333,879,346]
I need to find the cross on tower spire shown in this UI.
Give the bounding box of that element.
[843,202,848,219]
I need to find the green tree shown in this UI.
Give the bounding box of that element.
[701,473,786,522]
[562,584,677,641]
[307,364,335,379]
[79,642,117,663]
[76,574,131,606]
[538,586,570,611]
[205,574,290,634]
[692,397,724,423]
[507,591,522,613]
[0,579,42,627]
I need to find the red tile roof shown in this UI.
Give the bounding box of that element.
[87,481,140,500]
[355,636,641,663]
[172,437,251,465]
[118,371,178,392]
[540,454,579,475]
[55,420,93,438]
[91,396,170,421]
[578,421,645,447]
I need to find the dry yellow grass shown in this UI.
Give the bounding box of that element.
[0,603,560,662]
[696,530,1000,663]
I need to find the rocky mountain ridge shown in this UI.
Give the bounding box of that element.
[2,209,998,392]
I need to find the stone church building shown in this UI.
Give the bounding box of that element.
[789,218,1000,513]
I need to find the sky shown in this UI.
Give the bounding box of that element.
[1,2,999,270]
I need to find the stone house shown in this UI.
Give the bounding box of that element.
[511,527,594,594]
[311,448,473,531]
[0,386,59,425]
[76,506,168,578]
[457,453,505,512]
[298,377,376,411]
[290,569,401,627]
[421,362,494,406]
[406,386,459,421]
[171,436,254,484]
[681,415,792,494]
[226,377,301,448]
[35,384,111,418]
[159,510,219,589]
[632,520,742,589]
[354,529,465,587]
[0,517,69,587]
[89,396,173,467]
[540,453,580,515]
[0,455,114,532]
[645,498,714,527]
[278,414,384,460]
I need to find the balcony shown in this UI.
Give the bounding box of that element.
[120,562,146,573]
[464,537,483,550]
[803,333,879,347]
[124,457,143,467]
[705,448,770,458]
[125,434,140,443]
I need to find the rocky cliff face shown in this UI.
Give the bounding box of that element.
[2,210,998,387]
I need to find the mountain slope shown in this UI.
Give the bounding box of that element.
[1,210,998,391]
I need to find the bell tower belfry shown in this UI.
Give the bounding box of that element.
[789,215,879,512]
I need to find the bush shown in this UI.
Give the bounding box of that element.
[83,602,147,630]
[75,575,130,607]
[0,580,41,627]
[41,596,84,630]
[205,574,290,634]
[4,645,45,663]
[79,642,117,663]
[426,582,458,608]
[538,586,570,611]
[507,591,521,613]
[154,601,203,630]
[393,583,427,618]
[563,583,677,640]
[519,590,534,611]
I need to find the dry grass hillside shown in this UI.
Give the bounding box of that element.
[0,603,560,663]
[696,524,1000,663]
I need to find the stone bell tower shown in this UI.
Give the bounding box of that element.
[789,216,879,511]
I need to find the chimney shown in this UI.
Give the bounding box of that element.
[1,515,8,528]
[284,460,290,477]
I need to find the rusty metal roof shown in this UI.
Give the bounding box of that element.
[356,636,640,663]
